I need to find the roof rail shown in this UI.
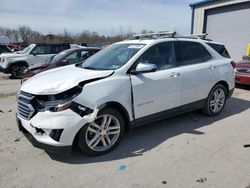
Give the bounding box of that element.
[191,33,208,39]
[132,31,176,39]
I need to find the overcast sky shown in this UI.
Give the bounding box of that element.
[0,0,195,36]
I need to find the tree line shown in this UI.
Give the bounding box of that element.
[0,25,154,47]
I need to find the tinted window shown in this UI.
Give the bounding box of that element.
[51,44,70,54]
[206,43,230,58]
[32,45,51,55]
[0,46,7,53]
[0,45,10,53]
[81,51,91,61]
[139,42,176,70]
[175,41,212,66]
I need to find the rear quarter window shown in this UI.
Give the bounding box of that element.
[206,43,231,58]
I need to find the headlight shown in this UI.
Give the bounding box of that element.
[38,98,73,112]
[0,57,5,63]
[36,86,83,112]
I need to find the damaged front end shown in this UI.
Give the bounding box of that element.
[16,85,100,155]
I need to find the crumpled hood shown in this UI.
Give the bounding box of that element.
[29,62,49,70]
[21,65,113,95]
[0,53,25,59]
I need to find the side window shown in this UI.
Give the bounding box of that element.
[64,52,80,64]
[175,41,212,66]
[140,42,176,70]
[32,45,51,55]
[81,51,91,61]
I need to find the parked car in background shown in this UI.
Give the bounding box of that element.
[16,32,235,156]
[0,43,77,78]
[22,47,101,81]
[240,55,250,63]
[0,44,11,55]
[235,62,250,85]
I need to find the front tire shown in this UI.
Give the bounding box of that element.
[77,108,125,156]
[203,84,227,116]
[10,65,27,79]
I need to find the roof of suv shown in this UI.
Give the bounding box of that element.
[119,37,222,46]
[119,32,224,46]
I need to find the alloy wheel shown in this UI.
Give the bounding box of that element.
[209,88,226,113]
[85,114,121,152]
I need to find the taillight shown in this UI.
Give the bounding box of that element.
[231,61,236,69]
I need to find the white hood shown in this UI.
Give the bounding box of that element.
[21,65,113,95]
[0,52,25,59]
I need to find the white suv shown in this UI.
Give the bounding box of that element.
[16,33,235,156]
[0,43,75,78]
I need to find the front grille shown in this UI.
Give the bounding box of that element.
[237,68,250,74]
[17,91,35,120]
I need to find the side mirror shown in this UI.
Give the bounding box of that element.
[31,52,37,56]
[131,62,157,74]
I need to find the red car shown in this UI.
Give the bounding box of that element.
[22,47,100,81]
[235,62,250,85]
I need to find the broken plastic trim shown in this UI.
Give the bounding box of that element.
[70,101,93,117]
[50,129,64,142]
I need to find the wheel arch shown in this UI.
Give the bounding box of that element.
[213,80,229,97]
[102,101,131,132]
[8,61,29,72]
[72,101,131,146]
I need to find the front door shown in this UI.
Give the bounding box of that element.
[130,42,182,119]
[28,45,52,65]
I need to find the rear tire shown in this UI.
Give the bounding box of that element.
[77,108,125,156]
[10,64,27,79]
[203,84,227,116]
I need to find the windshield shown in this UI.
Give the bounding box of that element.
[82,43,145,70]
[50,50,68,63]
[18,44,35,54]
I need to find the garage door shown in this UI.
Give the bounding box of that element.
[205,2,250,60]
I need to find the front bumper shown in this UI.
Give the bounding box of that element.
[16,108,98,155]
[17,116,72,155]
[0,65,8,73]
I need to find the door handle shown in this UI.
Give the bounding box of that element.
[170,72,181,77]
[209,65,215,70]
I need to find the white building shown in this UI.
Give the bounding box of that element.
[190,0,250,60]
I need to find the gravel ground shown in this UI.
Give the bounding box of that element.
[0,73,250,188]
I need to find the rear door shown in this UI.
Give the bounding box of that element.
[130,42,182,119]
[174,41,217,105]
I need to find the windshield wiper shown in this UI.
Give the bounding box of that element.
[83,67,99,70]
[83,66,111,70]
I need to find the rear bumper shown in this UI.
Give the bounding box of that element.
[235,73,250,85]
[16,115,72,155]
